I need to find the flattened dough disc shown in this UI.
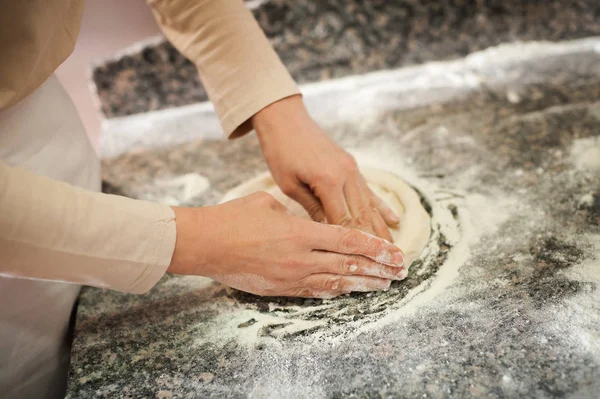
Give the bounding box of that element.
[222,167,431,268]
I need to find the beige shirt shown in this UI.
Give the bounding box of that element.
[0,0,300,294]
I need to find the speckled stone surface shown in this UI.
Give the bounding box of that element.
[92,0,600,118]
[68,44,600,397]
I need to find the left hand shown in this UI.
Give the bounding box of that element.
[252,95,399,241]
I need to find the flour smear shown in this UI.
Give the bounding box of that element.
[193,148,479,347]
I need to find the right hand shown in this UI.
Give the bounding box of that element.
[168,192,407,298]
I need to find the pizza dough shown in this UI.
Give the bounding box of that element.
[221,167,431,268]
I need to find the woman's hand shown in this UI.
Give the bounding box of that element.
[252,95,399,241]
[168,193,406,298]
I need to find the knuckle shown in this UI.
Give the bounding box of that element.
[306,203,324,220]
[318,171,339,186]
[354,209,373,228]
[286,257,307,272]
[339,230,361,252]
[279,180,297,196]
[337,215,354,227]
[342,256,359,274]
[342,155,358,173]
[369,197,381,211]
[298,199,323,220]
[324,275,341,291]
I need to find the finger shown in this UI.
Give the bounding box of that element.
[302,274,391,293]
[309,252,407,280]
[305,221,405,267]
[342,175,377,235]
[360,175,397,241]
[318,184,353,228]
[288,183,327,223]
[357,173,400,228]
[370,191,400,227]
[368,209,394,243]
[345,176,394,241]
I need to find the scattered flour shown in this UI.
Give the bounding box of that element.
[204,309,327,347]
[186,39,600,357]
[578,193,595,208]
[150,173,211,206]
[570,136,600,173]
[195,148,473,346]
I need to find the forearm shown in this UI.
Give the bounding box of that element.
[0,162,176,294]
[147,0,300,138]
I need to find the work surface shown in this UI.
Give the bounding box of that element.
[68,41,600,398]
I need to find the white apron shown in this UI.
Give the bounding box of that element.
[0,75,101,399]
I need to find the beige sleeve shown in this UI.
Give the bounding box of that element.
[0,162,176,294]
[147,0,300,138]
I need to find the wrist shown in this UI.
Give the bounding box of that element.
[168,206,211,276]
[252,94,309,138]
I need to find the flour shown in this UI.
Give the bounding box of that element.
[185,112,568,351]
[189,147,472,347]
[559,234,600,362]
[536,236,600,361]
[579,193,595,208]
[148,173,211,206]
[570,136,600,173]
[464,193,517,240]
[77,37,600,398]
[139,45,600,396]
[201,309,327,347]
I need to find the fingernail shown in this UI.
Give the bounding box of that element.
[389,212,400,224]
[392,250,405,267]
[376,250,392,264]
[380,280,392,291]
[388,267,406,280]
[401,268,408,279]
[397,268,408,280]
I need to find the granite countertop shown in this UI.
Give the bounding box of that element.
[67,40,600,398]
[91,0,600,119]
